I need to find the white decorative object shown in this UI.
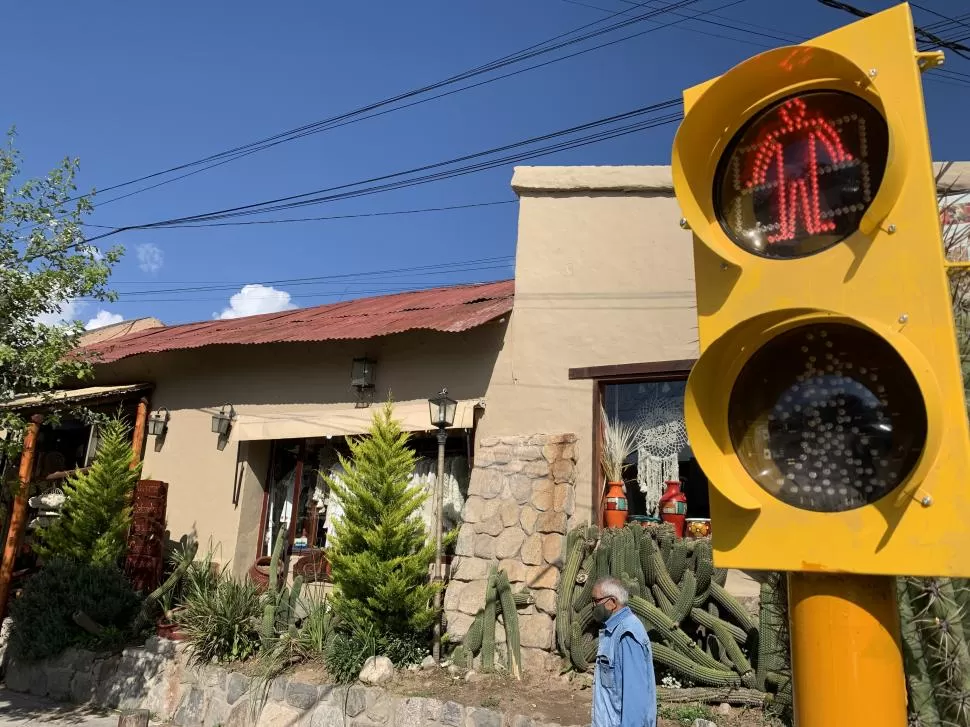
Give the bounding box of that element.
[635,384,689,515]
[412,457,467,535]
[28,488,65,510]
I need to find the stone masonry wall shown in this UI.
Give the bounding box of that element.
[1,641,580,727]
[444,434,577,671]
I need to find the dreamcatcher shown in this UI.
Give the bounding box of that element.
[635,385,689,516]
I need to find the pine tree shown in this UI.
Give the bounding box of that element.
[35,418,139,566]
[325,401,439,640]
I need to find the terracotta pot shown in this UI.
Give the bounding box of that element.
[603,481,629,528]
[156,620,185,641]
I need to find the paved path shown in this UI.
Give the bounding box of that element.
[0,689,121,727]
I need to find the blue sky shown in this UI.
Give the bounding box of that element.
[7,0,969,326]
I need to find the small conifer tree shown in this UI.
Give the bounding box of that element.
[325,401,438,640]
[36,418,139,566]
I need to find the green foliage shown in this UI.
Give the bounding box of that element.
[325,620,378,684]
[35,418,139,566]
[659,703,713,725]
[556,524,766,693]
[8,558,140,661]
[324,400,438,643]
[175,553,261,665]
[0,131,122,454]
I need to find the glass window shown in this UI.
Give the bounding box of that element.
[258,432,473,558]
[601,379,709,520]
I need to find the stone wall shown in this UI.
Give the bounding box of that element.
[444,434,577,671]
[1,642,578,727]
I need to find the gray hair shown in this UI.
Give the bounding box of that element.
[594,577,629,606]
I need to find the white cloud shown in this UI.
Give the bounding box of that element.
[216,284,297,320]
[36,298,85,327]
[85,310,125,330]
[136,243,164,273]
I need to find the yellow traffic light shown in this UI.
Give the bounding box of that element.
[673,4,970,577]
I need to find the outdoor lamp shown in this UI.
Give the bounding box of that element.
[148,407,169,437]
[351,357,376,390]
[211,404,235,435]
[428,388,457,430]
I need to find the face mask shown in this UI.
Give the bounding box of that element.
[593,603,612,624]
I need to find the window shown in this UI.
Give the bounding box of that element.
[571,360,709,526]
[257,432,473,558]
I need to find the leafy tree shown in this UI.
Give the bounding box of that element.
[0,130,121,454]
[325,401,439,642]
[35,418,139,565]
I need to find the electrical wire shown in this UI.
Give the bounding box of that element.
[82,101,682,239]
[76,0,703,208]
[83,199,517,231]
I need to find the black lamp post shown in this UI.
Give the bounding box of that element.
[428,388,456,662]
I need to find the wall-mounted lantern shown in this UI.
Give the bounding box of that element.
[211,404,235,436]
[351,357,376,390]
[148,408,170,437]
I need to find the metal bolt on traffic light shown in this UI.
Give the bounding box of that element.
[671,4,970,725]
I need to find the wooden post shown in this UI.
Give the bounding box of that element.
[0,414,43,618]
[131,397,149,469]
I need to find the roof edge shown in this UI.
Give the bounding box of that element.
[512,162,970,196]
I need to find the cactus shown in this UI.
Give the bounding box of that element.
[481,566,498,672]
[691,607,746,645]
[572,555,595,611]
[652,643,743,688]
[668,540,689,583]
[900,576,970,726]
[711,582,757,632]
[465,610,485,653]
[259,527,303,647]
[671,570,697,625]
[496,570,522,679]
[897,579,940,727]
[570,621,590,672]
[556,531,586,655]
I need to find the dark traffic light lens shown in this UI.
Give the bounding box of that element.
[728,323,926,512]
[714,91,889,259]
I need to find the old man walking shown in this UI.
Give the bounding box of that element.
[591,577,657,727]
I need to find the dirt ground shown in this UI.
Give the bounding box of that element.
[289,662,781,727]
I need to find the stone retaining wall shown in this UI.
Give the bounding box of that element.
[444,434,577,672]
[1,641,576,727]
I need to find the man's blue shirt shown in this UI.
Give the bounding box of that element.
[592,606,657,727]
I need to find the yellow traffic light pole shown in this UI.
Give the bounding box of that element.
[670,4,970,724]
[788,573,907,725]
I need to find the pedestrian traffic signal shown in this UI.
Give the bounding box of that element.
[673,3,970,576]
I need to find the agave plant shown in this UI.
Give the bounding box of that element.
[600,407,638,483]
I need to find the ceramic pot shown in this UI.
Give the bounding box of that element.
[604,481,629,528]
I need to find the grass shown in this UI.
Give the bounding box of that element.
[660,703,714,725]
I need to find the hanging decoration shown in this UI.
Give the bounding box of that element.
[635,385,689,516]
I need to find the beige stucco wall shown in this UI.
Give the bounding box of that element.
[94,324,507,573]
[476,166,698,525]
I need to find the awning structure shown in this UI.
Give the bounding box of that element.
[233,399,482,442]
[0,383,153,412]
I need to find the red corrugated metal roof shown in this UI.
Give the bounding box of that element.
[83,280,514,364]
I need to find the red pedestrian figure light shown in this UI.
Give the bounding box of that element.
[744,97,855,244]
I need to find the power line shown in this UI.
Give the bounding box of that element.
[82,100,682,239]
[83,199,517,231]
[79,0,704,208]
[816,0,970,59]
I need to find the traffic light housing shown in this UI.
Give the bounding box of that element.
[673,4,970,576]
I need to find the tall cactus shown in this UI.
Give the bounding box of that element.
[458,567,532,676]
[900,576,970,726]
[496,570,522,679]
[259,526,304,648]
[481,566,498,672]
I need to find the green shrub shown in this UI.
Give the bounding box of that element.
[325,622,377,684]
[325,401,438,647]
[8,558,141,661]
[35,418,139,567]
[175,559,261,665]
